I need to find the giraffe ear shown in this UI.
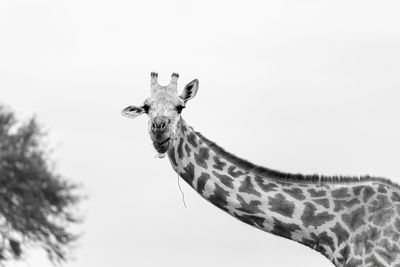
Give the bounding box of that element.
[121,105,145,119]
[180,79,199,103]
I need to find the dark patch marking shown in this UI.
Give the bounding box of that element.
[342,207,365,231]
[330,222,349,246]
[271,218,300,239]
[337,246,350,265]
[392,192,400,202]
[239,176,261,197]
[362,186,375,202]
[180,162,195,186]
[368,226,381,241]
[346,258,362,267]
[211,171,234,189]
[353,185,375,202]
[282,188,306,201]
[377,239,400,264]
[383,226,400,242]
[301,202,335,228]
[227,165,246,177]
[333,198,360,212]
[196,172,210,195]
[310,232,335,256]
[236,195,264,214]
[352,185,364,195]
[208,183,230,212]
[255,176,278,192]
[308,189,327,197]
[268,194,295,218]
[177,138,184,159]
[394,218,400,232]
[212,156,226,171]
[235,213,265,228]
[314,198,330,209]
[365,255,385,267]
[184,143,192,157]
[331,188,350,198]
[378,184,388,193]
[369,195,394,226]
[373,194,391,209]
[187,132,198,147]
[301,237,317,250]
[370,208,394,226]
[194,147,209,169]
[351,228,378,256]
[181,124,188,133]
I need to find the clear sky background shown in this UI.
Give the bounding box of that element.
[1,0,400,266]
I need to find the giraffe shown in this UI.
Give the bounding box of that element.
[122,72,400,267]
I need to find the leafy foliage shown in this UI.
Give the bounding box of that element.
[0,106,82,263]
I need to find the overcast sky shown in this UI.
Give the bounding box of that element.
[1,0,400,266]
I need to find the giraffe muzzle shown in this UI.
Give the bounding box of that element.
[150,118,172,153]
[150,118,170,139]
[153,137,171,154]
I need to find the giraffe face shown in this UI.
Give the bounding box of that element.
[122,72,199,156]
[143,89,185,154]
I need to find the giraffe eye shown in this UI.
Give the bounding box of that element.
[142,104,150,113]
[176,105,185,114]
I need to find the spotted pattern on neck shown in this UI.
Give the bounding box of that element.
[167,119,400,267]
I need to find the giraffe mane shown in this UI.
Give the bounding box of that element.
[194,131,399,188]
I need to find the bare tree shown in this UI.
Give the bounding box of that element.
[0,106,82,264]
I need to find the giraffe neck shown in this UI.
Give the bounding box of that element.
[167,118,399,267]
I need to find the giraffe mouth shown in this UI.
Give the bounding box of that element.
[153,138,171,154]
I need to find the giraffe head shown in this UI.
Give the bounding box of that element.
[122,72,199,156]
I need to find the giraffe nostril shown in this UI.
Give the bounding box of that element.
[152,120,168,132]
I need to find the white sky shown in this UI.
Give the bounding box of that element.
[1,0,400,266]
